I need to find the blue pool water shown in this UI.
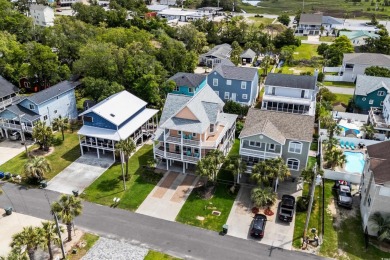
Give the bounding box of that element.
[338,125,361,135]
[344,151,365,174]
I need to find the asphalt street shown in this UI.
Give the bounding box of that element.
[0,183,324,260]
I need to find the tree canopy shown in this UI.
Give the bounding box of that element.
[365,66,390,78]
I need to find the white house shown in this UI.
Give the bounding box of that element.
[339,30,379,46]
[29,4,55,27]
[295,14,322,35]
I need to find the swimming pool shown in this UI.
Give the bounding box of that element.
[338,125,361,135]
[344,151,365,174]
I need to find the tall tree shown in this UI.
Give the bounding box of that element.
[280,45,296,65]
[10,226,46,260]
[115,138,136,180]
[361,124,375,139]
[196,150,225,183]
[23,156,52,182]
[225,155,247,184]
[324,147,346,170]
[273,28,301,49]
[82,77,125,102]
[251,158,290,187]
[41,221,64,260]
[230,41,243,65]
[175,24,208,54]
[51,195,83,242]
[32,121,53,151]
[251,187,277,208]
[365,66,390,77]
[52,116,68,141]
[323,35,354,66]
[277,14,291,26]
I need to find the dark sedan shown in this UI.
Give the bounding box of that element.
[250,214,267,238]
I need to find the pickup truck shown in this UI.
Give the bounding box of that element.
[278,195,295,222]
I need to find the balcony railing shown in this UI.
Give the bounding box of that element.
[154,147,200,163]
[80,138,115,150]
[240,147,280,160]
[0,121,33,132]
[369,108,390,129]
[0,96,20,110]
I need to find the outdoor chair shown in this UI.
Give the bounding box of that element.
[340,141,345,149]
[186,150,191,156]
[350,143,356,150]
[344,141,351,149]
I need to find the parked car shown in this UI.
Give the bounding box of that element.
[333,180,351,190]
[9,131,21,141]
[278,195,295,222]
[250,214,267,238]
[337,185,353,209]
[253,60,261,67]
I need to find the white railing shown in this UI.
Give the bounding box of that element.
[0,96,20,110]
[324,75,344,82]
[80,139,115,150]
[153,147,199,163]
[240,147,280,159]
[369,109,389,129]
[0,121,33,132]
[323,67,342,73]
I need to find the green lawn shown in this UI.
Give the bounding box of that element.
[81,145,157,211]
[296,36,308,40]
[334,94,353,106]
[323,81,355,88]
[293,44,320,60]
[278,66,315,75]
[176,139,240,232]
[144,250,181,260]
[248,17,274,26]
[0,131,80,180]
[68,233,99,260]
[319,36,335,42]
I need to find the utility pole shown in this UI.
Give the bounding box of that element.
[232,1,235,13]
[303,164,317,242]
[18,114,29,158]
[120,150,126,191]
[217,0,220,8]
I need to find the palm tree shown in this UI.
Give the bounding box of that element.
[51,194,83,242]
[369,212,390,241]
[324,147,346,170]
[251,158,290,187]
[52,116,68,141]
[196,150,225,183]
[225,155,247,184]
[115,138,136,180]
[251,187,277,208]
[10,226,45,260]
[323,137,339,151]
[41,221,64,260]
[23,156,51,182]
[300,166,324,184]
[361,124,375,139]
[32,121,53,151]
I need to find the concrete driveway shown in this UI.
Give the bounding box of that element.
[0,139,34,166]
[226,181,302,250]
[46,154,114,195]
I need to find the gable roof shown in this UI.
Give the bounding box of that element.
[240,49,256,59]
[355,75,390,96]
[79,90,147,126]
[26,81,79,105]
[169,73,206,88]
[0,76,19,99]
[339,30,379,40]
[0,104,40,122]
[322,16,343,25]
[201,43,232,59]
[265,73,317,90]
[343,53,390,67]
[239,109,315,142]
[367,141,390,184]
[213,65,258,81]
[299,14,323,25]
[30,4,52,11]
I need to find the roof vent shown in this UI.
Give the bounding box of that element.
[110,113,115,117]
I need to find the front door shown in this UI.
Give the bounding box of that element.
[231,93,236,101]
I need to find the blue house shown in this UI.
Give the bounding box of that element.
[207,64,259,106]
[0,80,79,139]
[169,72,207,96]
[78,90,159,159]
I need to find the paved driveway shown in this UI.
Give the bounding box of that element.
[0,139,34,166]
[226,181,302,250]
[46,154,114,195]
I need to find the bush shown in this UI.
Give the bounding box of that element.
[236,120,244,136]
[296,196,316,212]
[140,167,163,184]
[223,100,249,116]
[317,72,324,82]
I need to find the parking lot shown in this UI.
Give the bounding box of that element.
[0,139,33,166]
[226,181,301,250]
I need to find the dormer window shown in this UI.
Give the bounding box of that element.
[29,104,35,110]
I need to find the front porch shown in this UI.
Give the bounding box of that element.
[262,97,314,115]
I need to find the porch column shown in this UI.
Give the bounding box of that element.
[5,129,8,138]
[199,134,202,160]
[163,129,166,158]
[182,162,185,173]
[181,133,183,161]
[166,159,169,170]
[78,135,84,156]
[113,147,115,161]
[95,137,100,158]
[153,139,156,159]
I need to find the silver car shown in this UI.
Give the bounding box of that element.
[9,131,21,141]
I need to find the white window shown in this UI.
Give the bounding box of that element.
[241,82,247,89]
[288,141,303,154]
[378,91,385,96]
[362,97,366,101]
[43,115,48,120]
[249,141,261,147]
[192,133,196,137]
[287,158,300,170]
[269,143,275,151]
[215,91,219,96]
[174,86,179,92]
[224,92,230,99]
[178,130,182,136]
[226,80,232,85]
[369,99,374,105]
[242,94,248,100]
[29,104,35,110]
[213,78,218,86]
[381,101,384,106]
[188,88,194,93]
[210,124,215,133]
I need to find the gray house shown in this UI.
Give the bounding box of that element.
[207,64,259,106]
[0,77,19,111]
[360,141,390,236]
[240,49,256,65]
[262,73,318,116]
[239,108,314,179]
[200,43,232,68]
[295,13,322,35]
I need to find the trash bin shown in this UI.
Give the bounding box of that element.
[0,172,4,179]
[5,207,13,215]
[222,224,228,234]
[40,180,47,188]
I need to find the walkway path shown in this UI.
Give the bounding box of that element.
[321,86,354,95]
[0,183,324,260]
[136,171,199,221]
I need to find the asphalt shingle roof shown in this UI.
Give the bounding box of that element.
[299,14,323,25]
[169,73,206,88]
[213,65,258,81]
[0,76,18,99]
[240,49,256,59]
[355,75,390,96]
[367,141,390,184]
[1,104,40,122]
[343,53,390,67]
[201,43,232,59]
[27,81,79,105]
[265,73,317,90]
[239,109,315,142]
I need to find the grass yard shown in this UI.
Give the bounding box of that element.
[278,66,315,75]
[296,36,308,40]
[323,81,355,88]
[68,233,99,260]
[319,36,335,42]
[248,17,274,26]
[0,131,80,180]
[293,44,320,60]
[144,250,181,260]
[176,139,240,232]
[81,145,157,211]
[334,94,353,106]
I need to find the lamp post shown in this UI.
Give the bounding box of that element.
[303,165,321,242]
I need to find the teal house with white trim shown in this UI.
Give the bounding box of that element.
[354,75,390,113]
[169,73,207,96]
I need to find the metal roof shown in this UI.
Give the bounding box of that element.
[265,73,317,90]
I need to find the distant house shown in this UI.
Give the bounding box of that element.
[262,73,318,116]
[207,64,259,106]
[169,72,207,96]
[240,49,256,65]
[321,16,343,33]
[353,75,390,113]
[295,14,322,35]
[0,77,19,111]
[29,4,54,27]
[239,108,314,178]
[369,91,390,139]
[78,91,158,159]
[360,141,390,236]
[0,81,79,138]
[199,44,232,68]
[339,30,379,46]
[153,85,237,173]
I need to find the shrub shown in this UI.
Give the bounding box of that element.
[235,120,244,136]
[296,196,316,212]
[317,72,324,82]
